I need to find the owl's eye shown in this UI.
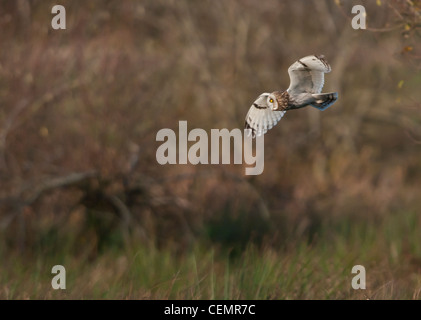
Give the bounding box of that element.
[269,99,274,103]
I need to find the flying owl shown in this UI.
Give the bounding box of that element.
[244,55,338,137]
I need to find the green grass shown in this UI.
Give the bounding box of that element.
[1,210,421,300]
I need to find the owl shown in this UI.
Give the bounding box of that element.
[245,55,338,137]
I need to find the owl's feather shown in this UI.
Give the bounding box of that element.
[287,55,331,95]
[311,92,338,111]
[245,96,286,137]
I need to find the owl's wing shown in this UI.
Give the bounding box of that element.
[287,55,331,95]
[244,98,286,138]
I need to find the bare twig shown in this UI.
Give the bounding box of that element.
[0,79,87,171]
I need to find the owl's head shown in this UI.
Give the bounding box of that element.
[255,92,288,111]
[269,91,289,111]
[255,93,278,111]
[266,93,278,111]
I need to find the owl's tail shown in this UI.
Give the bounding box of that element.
[311,92,338,111]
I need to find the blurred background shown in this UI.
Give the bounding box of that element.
[1,0,421,299]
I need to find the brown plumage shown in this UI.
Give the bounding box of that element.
[271,91,289,111]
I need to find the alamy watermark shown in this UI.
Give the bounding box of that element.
[351,265,366,290]
[156,121,264,175]
[51,265,66,290]
[51,5,66,30]
[49,4,368,31]
[352,5,367,30]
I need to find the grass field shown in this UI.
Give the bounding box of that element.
[1,210,420,300]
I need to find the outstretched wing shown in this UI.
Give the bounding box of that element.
[287,55,331,95]
[244,94,286,137]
